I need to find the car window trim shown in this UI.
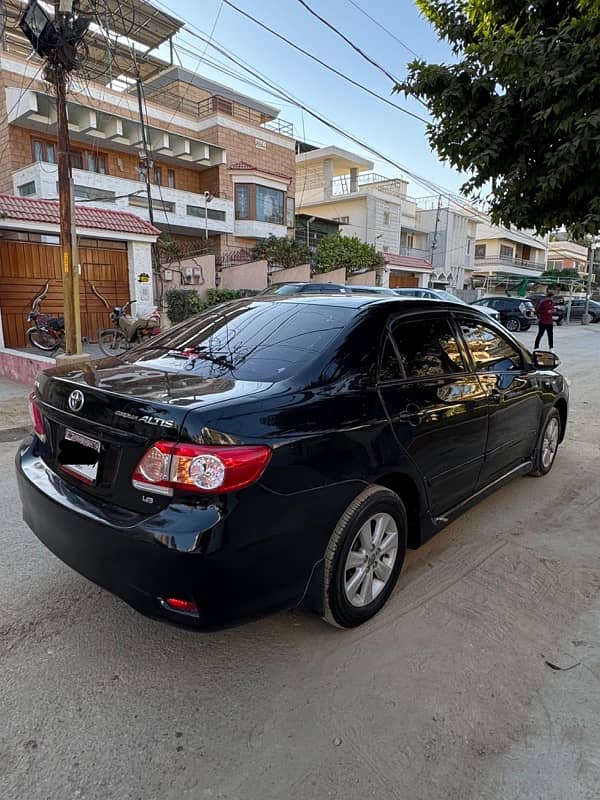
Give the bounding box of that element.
[452,311,528,374]
[376,310,468,386]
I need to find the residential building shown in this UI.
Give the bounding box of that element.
[0,0,299,347]
[296,145,432,288]
[1,43,296,261]
[474,223,548,280]
[547,240,589,275]
[417,198,478,289]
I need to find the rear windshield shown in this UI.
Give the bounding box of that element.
[123,301,354,382]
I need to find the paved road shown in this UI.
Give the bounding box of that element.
[2,324,600,800]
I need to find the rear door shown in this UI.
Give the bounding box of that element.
[455,315,543,486]
[378,313,489,515]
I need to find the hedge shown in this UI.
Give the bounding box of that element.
[165,288,259,323]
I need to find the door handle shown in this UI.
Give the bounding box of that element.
[489,388,505,403]
[397,404,425,426]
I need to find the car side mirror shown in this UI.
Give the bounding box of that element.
[532,350,560,369]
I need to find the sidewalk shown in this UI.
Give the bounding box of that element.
[0,376,32,442]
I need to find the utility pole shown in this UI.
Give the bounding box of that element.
[429,195,442,287]
[20,0,89,355]
[583,243,595,324]
[54,37,79,353]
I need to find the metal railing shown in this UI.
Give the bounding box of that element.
[474,254,545,271]
[399,246,430,259]
[330,172,413,200]
[215,248,256,269]
[158,92,293,136]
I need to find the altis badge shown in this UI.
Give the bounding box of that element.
[115,410,175,428]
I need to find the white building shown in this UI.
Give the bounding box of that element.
[474,223,548,281]
[296,145,432,288]
[417,198,479,289]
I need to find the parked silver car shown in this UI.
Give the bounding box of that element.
[393,288,502,322]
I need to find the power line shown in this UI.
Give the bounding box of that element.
[345,0,421,60]
[293,0,401,84]
[219,0,428,124]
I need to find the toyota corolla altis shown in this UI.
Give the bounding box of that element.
[17,295,568,629]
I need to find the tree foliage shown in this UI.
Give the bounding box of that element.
[397,1,600,236]
[252,235,310,267]
[314,234,384,273]
[541,267,581,280]
[165,288,258,323]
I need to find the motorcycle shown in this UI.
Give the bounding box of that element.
[92,285,161,357]
[26,282,65,353]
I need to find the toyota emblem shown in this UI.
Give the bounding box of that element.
[68,389,85,412]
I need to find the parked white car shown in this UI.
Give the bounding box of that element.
[393,288,502,322]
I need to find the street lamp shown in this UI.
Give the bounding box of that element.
[203,191,213,241]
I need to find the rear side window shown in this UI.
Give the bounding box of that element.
[458,319,522,372]
[380,317,465,380]
[128,301,354,382]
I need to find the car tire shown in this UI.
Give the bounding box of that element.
[505,317,520,332]
[322,485,407,628]
[529,408,561,477]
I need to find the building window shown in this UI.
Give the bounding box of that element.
[235,184,286,224]
[466,238,473,255]
[154,166,162,186]
[69,149,108,174]
[256,185,284,224]
[383,245,390,253]
[383,210,391,226]
[18,180,36,196]
[235,184,251,220]
[31,139,56,164]
[187,205,226,221]
[500,244,514,258]
[406,233,414,249]
[73,185,115,202]
[128,195,175,213]
[167,169,176,189]
[475,244,486,258]
[287,197,295,228]
[332,216,349,224]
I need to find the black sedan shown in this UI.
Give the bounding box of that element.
[17,296,568,630]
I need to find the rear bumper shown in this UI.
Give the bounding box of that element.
[16,439,362,629]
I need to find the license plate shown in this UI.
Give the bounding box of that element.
[61,428,101,483]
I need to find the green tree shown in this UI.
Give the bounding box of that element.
[314,234,384,273]
[252,235,310,267]
[397,1,600,236]
[541,267,581,281]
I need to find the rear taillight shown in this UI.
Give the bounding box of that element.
[28,392,46,442]
[132,442,271,496]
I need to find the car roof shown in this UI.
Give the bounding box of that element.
[233,294,484,312]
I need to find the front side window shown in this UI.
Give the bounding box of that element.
[154,166,162,185]
[256,185,284,224]
[458,319,522,372]
[167,169,176,189]
[388,317,465,379]
[500,244,514,258]
[475,244,486,258]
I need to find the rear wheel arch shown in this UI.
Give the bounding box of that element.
[372,472,423,549]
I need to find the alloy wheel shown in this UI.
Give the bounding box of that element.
[343,513,398,607]
[541,417,560,470]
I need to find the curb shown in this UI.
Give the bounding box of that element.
[0,426,30,443]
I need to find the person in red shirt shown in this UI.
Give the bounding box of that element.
[534,289,555,349]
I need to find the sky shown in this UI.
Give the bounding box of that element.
[149,0,463,200]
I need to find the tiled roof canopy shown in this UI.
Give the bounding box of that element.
[0,195,160,237]
[229,161,292,181]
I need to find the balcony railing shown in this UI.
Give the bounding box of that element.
[158,92,294,136]
[399,246,430,259]
[474,255,544,271]
[330,172,409,199]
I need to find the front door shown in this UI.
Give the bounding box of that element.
[455,315,543,486]
[378,314,489,515]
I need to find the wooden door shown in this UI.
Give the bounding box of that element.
[389,272,419,289]
[0,238,130,348]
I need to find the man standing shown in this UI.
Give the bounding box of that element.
[534,289,555,349]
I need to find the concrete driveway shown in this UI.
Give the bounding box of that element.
[2,324,600,800]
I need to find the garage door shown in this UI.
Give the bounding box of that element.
[389,272,419,289]
[0,237,129,348]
